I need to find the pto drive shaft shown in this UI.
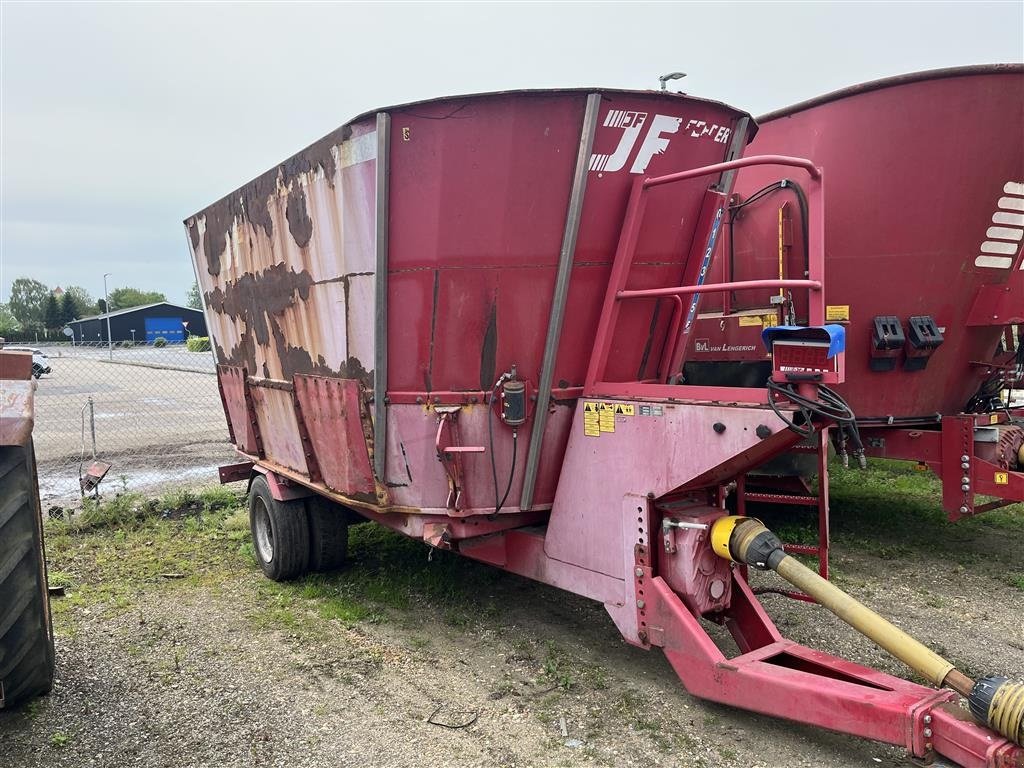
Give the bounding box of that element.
[710,516,1024,747]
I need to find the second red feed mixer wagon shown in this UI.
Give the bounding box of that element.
[684,64,1024,524]
[186,79,1024,766]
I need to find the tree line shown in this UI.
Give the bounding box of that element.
[1,277,203,340]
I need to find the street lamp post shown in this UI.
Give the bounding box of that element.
[130,329,136,345]
[103,273,113,360]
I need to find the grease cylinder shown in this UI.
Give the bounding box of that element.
[501,379,527,427]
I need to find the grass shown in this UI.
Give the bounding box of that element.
[43,487,253,631]
[45,484,515,643]
[754,458,1023,571]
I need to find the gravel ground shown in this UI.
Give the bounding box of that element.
[1,482,1021,768]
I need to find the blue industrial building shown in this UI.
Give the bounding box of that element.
[66,302,208,344]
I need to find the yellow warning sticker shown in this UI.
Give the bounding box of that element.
[599,402,616,432]
[738,315,762,327]
[761,314,779,328]
[583,401,600,437]
[613,403,634,416]
[995,471,1009,485]
[826,304,850,322]
[990,414,1000,425]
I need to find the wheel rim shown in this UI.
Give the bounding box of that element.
[253,496,274,563]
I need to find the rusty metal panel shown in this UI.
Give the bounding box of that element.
[216,365,259,454]
[186,119,379,386]
[0,350,34,381]
[0,378,35,447]
[293,375,374,496]
[247,384,307,474]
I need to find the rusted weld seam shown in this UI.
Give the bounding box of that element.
[519,93,601,512]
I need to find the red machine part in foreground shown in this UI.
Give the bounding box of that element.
[187,84,1023,766]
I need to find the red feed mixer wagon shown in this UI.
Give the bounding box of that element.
[684,64,1024,523]
[186,81,1024,766]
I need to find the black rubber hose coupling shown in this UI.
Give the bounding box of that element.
[968,675,1024,746]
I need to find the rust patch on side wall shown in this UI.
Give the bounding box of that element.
[202,197,242,276]
[205,262,314,347]
[280,128,348,189]
[187,218,201,250]
[286,187,314,248]
[206,262,373,385]
[479,299,498,391]
[193,124,351,276]
[200,173,278,276]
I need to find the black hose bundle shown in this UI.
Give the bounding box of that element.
[487,379,518,514]
[767,380,865,467]
[966,336,1024,415]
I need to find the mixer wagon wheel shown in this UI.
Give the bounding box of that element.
[248,476,310,581]
[306,497,349,572]
[0,444,55,709]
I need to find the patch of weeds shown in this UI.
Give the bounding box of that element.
[49,731,70,748]
[317,596,370,623]
[541,642,575,690]
[1008,573,1024,591]
[46,570,75,590]
[442,606,473,628]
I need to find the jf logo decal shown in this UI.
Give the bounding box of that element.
[589,109,732,175]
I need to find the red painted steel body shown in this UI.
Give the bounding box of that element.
[685,65,1024,518]
[186,83,1022,766]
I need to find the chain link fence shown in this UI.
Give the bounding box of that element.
[26,341,237,508]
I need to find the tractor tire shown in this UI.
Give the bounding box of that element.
[0,444,55,709]
[306,496,349,572]
[248,475,310,581]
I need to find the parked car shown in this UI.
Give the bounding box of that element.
[5,347,52,379]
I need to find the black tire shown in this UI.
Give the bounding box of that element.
[306,496,349,572]
[31,365,42,380]
[248,476,310,581]
[0,444,55,709]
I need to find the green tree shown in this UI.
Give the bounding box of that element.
[8,277,50,330]
[43,294,61,331]
[63,285,94,318]
[0,304,21,336]
[108,287,167,311]
[186,281,202,309]
[59,293,78,325]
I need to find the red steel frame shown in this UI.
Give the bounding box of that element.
[860,410,1024,521]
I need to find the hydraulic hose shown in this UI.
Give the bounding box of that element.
[710,515,1024,746]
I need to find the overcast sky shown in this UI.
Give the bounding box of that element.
[2,1,1022,305]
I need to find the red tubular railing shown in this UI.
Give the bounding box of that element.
[585,154,825,399]
[618,278,821,300]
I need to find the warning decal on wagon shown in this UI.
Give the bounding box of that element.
[583,402,600,437]
[582,401,634,436]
